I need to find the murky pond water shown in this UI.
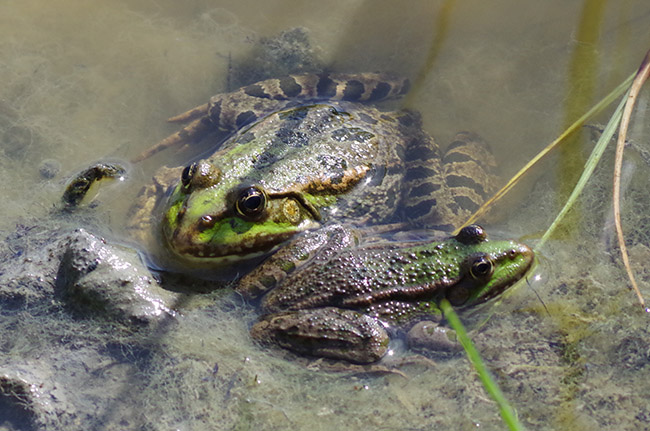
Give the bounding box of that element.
[1,0,650,430]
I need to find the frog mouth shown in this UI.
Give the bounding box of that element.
[165,218,320,263]
[170,231,297,262]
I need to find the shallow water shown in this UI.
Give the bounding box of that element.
[1,0,650,430]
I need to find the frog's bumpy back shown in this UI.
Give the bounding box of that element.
[133,73,410,162]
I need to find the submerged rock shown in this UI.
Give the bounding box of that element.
[229,27,324,88]
[56,228,179,325]
[0,364,74,430]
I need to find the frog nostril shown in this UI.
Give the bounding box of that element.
[177,206,186,221]
[198,215,216,231]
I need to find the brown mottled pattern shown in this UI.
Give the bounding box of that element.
[304,166,371,193]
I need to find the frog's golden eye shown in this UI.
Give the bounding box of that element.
[470,255,494,279]
[181,163,197,189]
[180,161,221,192]
[236,186,267,219]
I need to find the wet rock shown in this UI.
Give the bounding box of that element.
[0,224,61,308]
[1,225,180,325]
[0,365,72,430]
[56,229,179,325]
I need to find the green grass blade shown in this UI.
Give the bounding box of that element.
[539,84,631,247]
[461,72,634,231]
[440,299,524,431]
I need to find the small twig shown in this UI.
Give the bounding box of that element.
[613,49,650,309]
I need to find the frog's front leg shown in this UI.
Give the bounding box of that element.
[251,307,390,364]
[236,224,360,300]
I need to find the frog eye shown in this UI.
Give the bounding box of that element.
[235,186,267,219]
[470,255,494,279]
[181,162,221,191]
[181,163,198,189]
[455,224,487,244]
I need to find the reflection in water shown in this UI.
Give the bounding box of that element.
[558,0,608,233]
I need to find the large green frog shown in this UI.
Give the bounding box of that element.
[129,73,496,265]
[238,224,534,363]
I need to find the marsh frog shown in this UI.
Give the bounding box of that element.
[129,73,496,266]
[238,224,533,363]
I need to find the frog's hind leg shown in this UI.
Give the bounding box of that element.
[131,115,213,162]
[441,131,497,221]
[166,102,209,123]
[251,307,389,364]
[400,111,454,229]
[402,126,496,230]
[134,73,410,163]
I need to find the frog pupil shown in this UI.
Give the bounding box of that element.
[181,163,197,188]
[470,256,493,279]
[244,195,262,210]
[236,187,266,218]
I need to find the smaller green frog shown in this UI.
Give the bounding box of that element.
[237,224,534,363]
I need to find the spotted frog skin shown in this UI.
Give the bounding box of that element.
[129,73,496,265]
[238,224,534,364]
